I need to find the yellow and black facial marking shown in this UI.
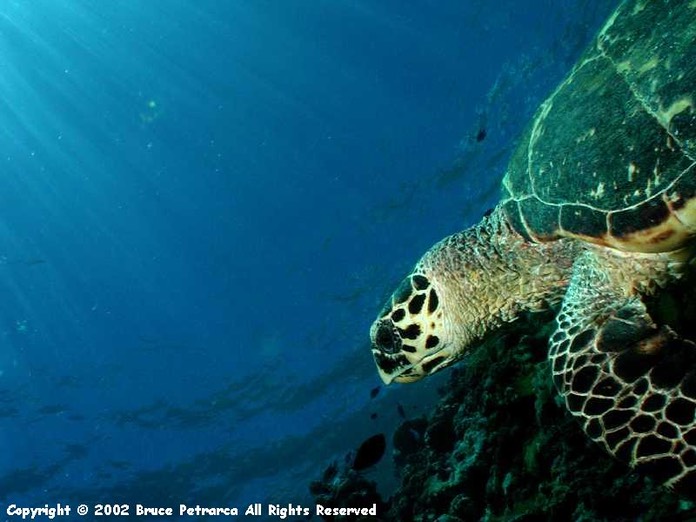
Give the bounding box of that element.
[370,273,451,384]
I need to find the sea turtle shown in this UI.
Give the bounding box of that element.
[370,0,696,490]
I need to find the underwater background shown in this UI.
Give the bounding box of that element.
[0,0,619,517]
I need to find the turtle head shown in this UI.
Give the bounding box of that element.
[370,272,456,384]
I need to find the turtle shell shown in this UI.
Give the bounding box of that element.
[501,0,696,253]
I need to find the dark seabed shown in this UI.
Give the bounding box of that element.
[0,0,666,520]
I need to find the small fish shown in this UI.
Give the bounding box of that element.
[370,386,381,399]
[475,111,488,143]
[352,433,386,471]
[370,413,378,420]
[24,259,46,266]
[397,403,406,419]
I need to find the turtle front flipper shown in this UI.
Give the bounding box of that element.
[549,249,696,492]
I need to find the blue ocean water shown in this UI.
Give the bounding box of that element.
[0,0,617,517]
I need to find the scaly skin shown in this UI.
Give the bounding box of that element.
[370,207,579,384]
[370,205,696,490]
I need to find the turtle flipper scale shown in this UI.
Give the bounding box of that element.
[549,251,696,492]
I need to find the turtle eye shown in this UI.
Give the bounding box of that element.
[374,321,402,354]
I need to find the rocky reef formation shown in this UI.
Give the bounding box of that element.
[311,275,696,521]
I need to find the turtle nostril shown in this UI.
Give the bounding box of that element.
[374,321,402,354]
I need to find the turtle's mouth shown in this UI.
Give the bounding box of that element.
[372,345,452,384]
[395,347,453,383]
